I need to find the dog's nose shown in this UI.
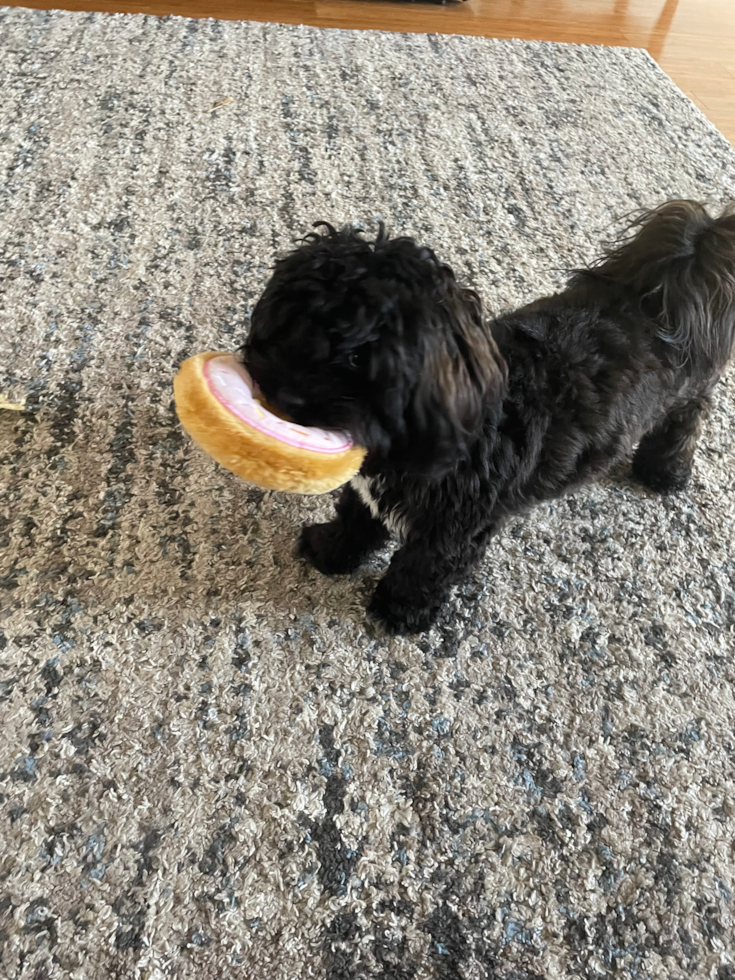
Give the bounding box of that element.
[277,390,306,410]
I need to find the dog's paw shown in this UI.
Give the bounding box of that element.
[631,455,692,495]
[367,582,440,635]
[298,522,359,576]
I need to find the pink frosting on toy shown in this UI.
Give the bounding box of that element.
[204,355,354,454]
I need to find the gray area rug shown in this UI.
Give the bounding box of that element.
[1,7,735,979]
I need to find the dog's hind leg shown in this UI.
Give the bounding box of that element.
[298,483,390,575]
[631,394,711,494]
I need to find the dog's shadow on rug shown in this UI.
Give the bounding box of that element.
[0,396,713,651]
[86,458,701,643]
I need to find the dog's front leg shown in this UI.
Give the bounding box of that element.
[367,526,488,635]
[298,483,390,575]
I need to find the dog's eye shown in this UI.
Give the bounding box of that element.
[346,349,366,369]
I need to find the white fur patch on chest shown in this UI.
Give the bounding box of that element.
[351,474,409,540]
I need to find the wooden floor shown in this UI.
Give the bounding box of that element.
[5,0,735,145]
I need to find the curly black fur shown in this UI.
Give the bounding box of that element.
[243,203,735,634]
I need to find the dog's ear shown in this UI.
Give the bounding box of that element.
[402,279,507,476]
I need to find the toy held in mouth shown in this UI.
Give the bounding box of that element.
[173,352,366,494]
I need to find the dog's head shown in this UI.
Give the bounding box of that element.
[243,223,506,476]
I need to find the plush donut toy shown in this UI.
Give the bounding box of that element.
[173,352,365,494]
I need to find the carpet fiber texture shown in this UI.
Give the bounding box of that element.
[1,8,735,979]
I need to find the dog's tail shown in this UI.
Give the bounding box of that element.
[574,200,735,372]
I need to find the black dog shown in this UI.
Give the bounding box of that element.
[243,202,735,634]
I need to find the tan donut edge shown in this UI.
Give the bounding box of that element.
[173,352,366,494]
